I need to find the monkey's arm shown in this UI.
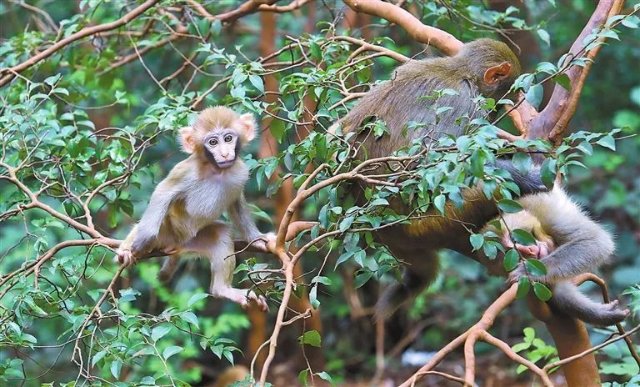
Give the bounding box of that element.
[130,179,183,255]
[228,194,273,252]
[117,182,176,265]
[494,159,547,196]
[515,187,614,282]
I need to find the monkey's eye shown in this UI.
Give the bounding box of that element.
[209,138,218,146]
[224,135,233,143]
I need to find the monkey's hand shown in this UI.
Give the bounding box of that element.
[212,287,269,312]
[130,229,157,257]
[249,232,276,253]
[116,248,136,267]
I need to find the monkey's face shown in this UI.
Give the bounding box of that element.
[202,131,240,169]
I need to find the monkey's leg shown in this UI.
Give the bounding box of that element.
[158,255,180,282]
[183,223,268,311]
[375,249,439,320]
[116,225,139,266]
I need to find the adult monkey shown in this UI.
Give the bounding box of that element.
[337,39,625,324]
[338,39,535,316]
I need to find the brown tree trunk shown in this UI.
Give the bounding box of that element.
[528,297,600,386]
[249,7,326,375]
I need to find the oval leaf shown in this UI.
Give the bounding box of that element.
[525,259,548,277]
[162,345,183,360]
[511,229,537,246]
[470,233,484,251]
[498,199,523,213]
[516,277,531,299]
[300,330,322,347]
[503,249,520,272]
[533,282,553,301]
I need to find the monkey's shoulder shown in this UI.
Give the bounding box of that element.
[518,187,594,238]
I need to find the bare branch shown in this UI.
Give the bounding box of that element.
[343,0,463,56]
[532,0,625,141]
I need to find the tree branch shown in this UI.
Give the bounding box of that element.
[342,0,463,56]
[0,0,160,87]
[531,0,626,142]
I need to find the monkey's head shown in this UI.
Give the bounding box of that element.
[179,106,256,169]
[498,210,555,259]
[458,39,521,99]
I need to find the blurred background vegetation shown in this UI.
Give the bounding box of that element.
[0,0,639,385]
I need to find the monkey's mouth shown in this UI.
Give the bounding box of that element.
[217,160,235,168]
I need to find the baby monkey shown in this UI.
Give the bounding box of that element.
[484,188,629,326]
[117,106,273,311]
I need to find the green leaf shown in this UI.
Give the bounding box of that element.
[553,74,571,91]
[512,152,532,174]
[269,119,286,143]
[249,74,264,93]
[470,234,484,251]
[339,216,355,232]
[299,330,322,347]
[91,350,107,367]
[540,158,556,188]
[511,229,536,245]
[187,292,209,307]
[354,270,373,288]
[110,359,122,379]
[498,199,523,213]
[533,282,552,301]
[210,19,222,35]
[434,194,446,215]
[162,345,183,360]
[537,29,550,46]
[503,249,519,272]
[525,259,548,277]
[311,276,331,286]
[516,277,531,298]
[512,342,530,353]
[525,84,544,109]
[181,311,199,328]
[298,369,309,385]
[596,134,616,151]
[621,15,640,28]
[44,74,61,86]
[151,325,172,342]
[317,371,333,382]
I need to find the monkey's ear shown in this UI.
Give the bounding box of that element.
[483,62,512,85]
[178,126,197,154]
[237,113,257,142]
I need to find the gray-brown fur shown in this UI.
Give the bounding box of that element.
[341,40,622,325]
[509,187,628,325]
[342,39,521,159]
[117,107,273,311]
[337,39,533,319]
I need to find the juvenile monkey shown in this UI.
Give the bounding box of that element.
[117,106,273,310]
[483,191,628,326]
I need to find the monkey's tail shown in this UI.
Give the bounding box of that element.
[549,281,629,326]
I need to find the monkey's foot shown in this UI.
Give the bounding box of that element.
[211,287,269,312]
[116,248,136,267]
[599,299,630,325]
[250,233,276,253]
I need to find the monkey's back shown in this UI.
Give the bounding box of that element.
[345,64,483,159]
